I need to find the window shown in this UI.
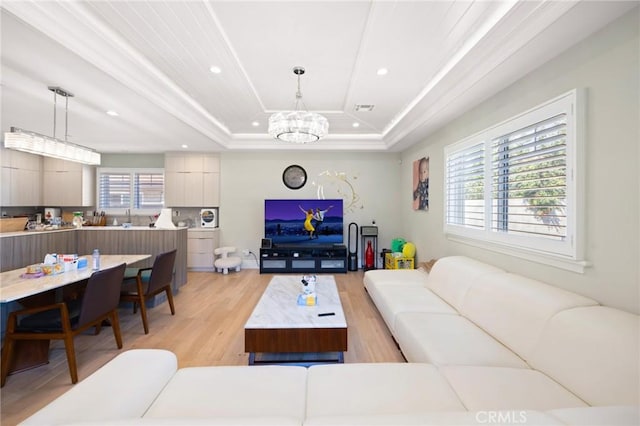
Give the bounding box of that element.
[444,90,585,271]
[97,168,164,211]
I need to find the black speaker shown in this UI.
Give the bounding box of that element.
[261,238,272,249]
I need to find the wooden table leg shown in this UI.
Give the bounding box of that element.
[4,290,56,375]
[7,340,51,375]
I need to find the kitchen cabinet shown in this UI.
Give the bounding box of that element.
[164,153,219,207]
[42,158,95,206]
[187,229,219,271]
[0,148,42,207]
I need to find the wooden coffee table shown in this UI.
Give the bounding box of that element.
[244,275,347,365]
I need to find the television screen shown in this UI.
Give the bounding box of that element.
[265,199,344,246]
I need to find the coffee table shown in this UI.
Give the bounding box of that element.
[244,275,347,365]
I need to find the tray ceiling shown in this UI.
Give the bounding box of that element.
[0,1,634,153]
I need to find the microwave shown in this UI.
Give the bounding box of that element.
[200,208,218,228]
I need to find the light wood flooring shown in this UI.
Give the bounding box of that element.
[1,269,404,425]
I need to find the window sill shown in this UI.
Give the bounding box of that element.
[446,233,590,273]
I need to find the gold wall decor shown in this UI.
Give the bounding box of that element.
[313,170,363,213]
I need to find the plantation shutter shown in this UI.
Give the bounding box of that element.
[490,113,567,241]
[134,172,164,209]
[99,172,131,209]
[445,141,485,230]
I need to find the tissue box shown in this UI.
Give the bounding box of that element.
[63,261,78,272]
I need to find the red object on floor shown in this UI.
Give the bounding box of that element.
[365,241,374,269]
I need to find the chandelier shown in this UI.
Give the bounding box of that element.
[4,86,100,165]
[268,66,328,143]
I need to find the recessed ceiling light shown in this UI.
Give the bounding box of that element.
[352,122,360,128]
[376,68,388,76]
[181,144,188,149]
[209,66,222,74]
[251,121,260,127]
[106,110,119,116]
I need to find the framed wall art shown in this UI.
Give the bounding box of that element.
[412,156,429,211]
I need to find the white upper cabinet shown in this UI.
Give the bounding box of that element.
[42,158,95,206]
[164,153,220,207]
[0,148,42,207]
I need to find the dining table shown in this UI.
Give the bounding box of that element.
[0,254,151,375]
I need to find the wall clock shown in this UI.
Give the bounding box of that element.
[282,164,307,190]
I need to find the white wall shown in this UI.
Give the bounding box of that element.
[401,8,639,313]
[219,151,402,269]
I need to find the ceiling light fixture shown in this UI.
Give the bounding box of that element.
[268,66,328,143]
[106,110,119,116]
[209,66,222,74]
[3,86,100,165]
[376,67,388,76]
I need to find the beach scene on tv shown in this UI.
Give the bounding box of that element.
[265,199,344,245]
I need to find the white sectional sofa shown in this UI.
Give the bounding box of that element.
[20,256,639,425]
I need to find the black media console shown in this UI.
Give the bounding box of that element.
[259,244,348,274]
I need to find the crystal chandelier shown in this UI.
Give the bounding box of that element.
[4,86,101,165]
[268,66,328,143]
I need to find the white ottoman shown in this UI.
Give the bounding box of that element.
[214,246,242,274]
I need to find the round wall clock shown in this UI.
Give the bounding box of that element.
[282,164,307,190]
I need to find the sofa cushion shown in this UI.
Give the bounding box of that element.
[306,363,465,419]
[440,366,587,411]
[64,418,301,426]
[19,349,178,426]
[460,272,598,359]
[547,406,640,425]
[425,256,504,311]
[394,312,528,368]
[363,269,429,289]
[143,365,307,421]
[367,286,457,332]
[303,410,562,425]
[528,306,640,406]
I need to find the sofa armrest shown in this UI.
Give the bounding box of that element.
[20,349,178,426]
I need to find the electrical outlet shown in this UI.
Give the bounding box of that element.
[242,249,250,256]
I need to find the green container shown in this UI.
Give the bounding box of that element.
[391,238,406,253]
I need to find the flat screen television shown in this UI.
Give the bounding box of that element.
[264,199,344,246]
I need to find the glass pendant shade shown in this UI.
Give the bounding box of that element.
[268,66,328,143]
[4,87,101,165]
[4,128,101,165]
[268,110,329,143]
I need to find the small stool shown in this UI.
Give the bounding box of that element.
[214,246,242,274]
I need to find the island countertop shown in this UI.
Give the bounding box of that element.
[0,226,189,238]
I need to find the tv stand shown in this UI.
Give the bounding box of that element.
[259,245,347,274]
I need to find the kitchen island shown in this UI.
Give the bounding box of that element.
[0,227,188,291]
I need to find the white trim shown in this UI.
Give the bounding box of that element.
[444,89,587,269]
[446,233,590,273]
